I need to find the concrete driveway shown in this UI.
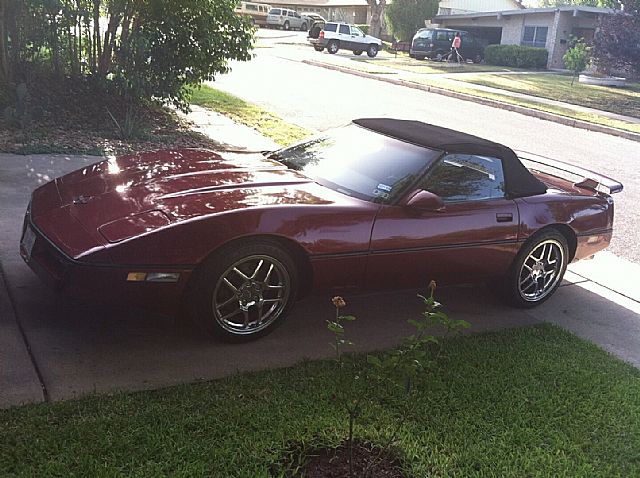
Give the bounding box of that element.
[2,153,640,409]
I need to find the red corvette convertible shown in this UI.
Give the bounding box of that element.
[20,119,622,340]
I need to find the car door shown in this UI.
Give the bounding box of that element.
[338,24,352,49]
[350,25,365,50]
[366,153,520,290]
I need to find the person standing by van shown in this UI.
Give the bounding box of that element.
[451,32,462,63]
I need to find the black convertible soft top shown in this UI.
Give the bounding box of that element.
[354,118,547,198]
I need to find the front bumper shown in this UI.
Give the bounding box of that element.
[20,206,192,312]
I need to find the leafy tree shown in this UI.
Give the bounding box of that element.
[385,0,439,42]
[1,0,254,110]
[592,0,640,76]
[563,38,590,84]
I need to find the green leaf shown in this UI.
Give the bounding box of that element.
[339,315,357,321]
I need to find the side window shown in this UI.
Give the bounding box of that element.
[420,154,506,202]
[246,4,257,11]
[351,26,363,36]
[324,23,338,32]
[269,8,280,15]
[436,31,447,41]
[339,24,350,35]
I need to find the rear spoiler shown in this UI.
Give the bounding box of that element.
[516,150,623,195]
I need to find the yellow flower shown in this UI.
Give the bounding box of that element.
[331,296,346,309]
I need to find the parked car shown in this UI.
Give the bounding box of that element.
[266,7,308,31]
[308,22,382,57]
[20,119,621,341]
[301,12,325,26]
[410,27,486,62]
[234,1,271,27]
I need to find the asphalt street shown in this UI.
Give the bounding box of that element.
[210,31,640,264]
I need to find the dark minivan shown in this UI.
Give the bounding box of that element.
[410,28,486,62]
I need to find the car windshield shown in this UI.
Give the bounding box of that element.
[269,124,441,203]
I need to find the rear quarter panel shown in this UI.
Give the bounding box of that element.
[516,179,613,261]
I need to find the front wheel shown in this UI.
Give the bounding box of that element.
[283,21,290,30]
[353,50,363,56]
[190,241,298,342]
[327,40,339,54]
[505,230,569,308]
[300,22,307,31]
[367,44,379,57]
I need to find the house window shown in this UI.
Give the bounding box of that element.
[522,26,547,48]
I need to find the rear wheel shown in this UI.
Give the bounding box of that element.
[327,40,339,54]
[313,45,324,52]
[191,241,298,342]
[505,230,569,308]
[415,55,425,61]
[367,44,379,57]
[435,51,445,61]
[283,20,290,30]
[473,53,483,64]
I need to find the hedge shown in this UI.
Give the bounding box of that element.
[485,45,548,69]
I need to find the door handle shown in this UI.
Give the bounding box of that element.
[496,213,513,223]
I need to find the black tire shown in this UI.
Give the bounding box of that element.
[313,45,324,52]
[415,55,425,61]
[473,54,483,64]
[367,44,379,58]
[505,229,569,309]
[353,50,363,56]
[283,20,290,31]
[190,241,298,342]
[435,51,445,62]
[327,40,339,54]
[300,22,307,31]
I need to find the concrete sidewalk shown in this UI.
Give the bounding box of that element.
[2,116,640,409]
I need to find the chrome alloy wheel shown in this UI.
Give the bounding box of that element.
[517,239,565,302]
[212,255,290,335]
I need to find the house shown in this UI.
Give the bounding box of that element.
[437,0,524,16]
[266,0,369,25]
[265,0,524,31]
[431,6,615,69]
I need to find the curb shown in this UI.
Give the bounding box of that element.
[303,60,640,143]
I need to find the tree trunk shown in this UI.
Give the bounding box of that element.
[366,0,386,39]
[0,0,9,82]
[93,0,101,73]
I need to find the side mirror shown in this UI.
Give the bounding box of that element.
[404,189,445,212]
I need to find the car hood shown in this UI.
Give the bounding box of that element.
[32,149,346,242]
[364,34,382,44]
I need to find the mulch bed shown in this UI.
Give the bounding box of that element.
[279,440,409,478]
[1,75,220,156]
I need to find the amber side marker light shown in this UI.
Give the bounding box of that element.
[127,272,180,283]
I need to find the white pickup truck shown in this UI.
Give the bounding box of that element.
[308,22,382,57]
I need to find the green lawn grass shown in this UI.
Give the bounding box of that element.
[360,56,524,75]
[2,324,639,477]
[190,86,311,146]
[410,76,640,134]
[458,73,640,119]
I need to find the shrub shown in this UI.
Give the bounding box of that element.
[563,38,590,85]
[485,44,548,69]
